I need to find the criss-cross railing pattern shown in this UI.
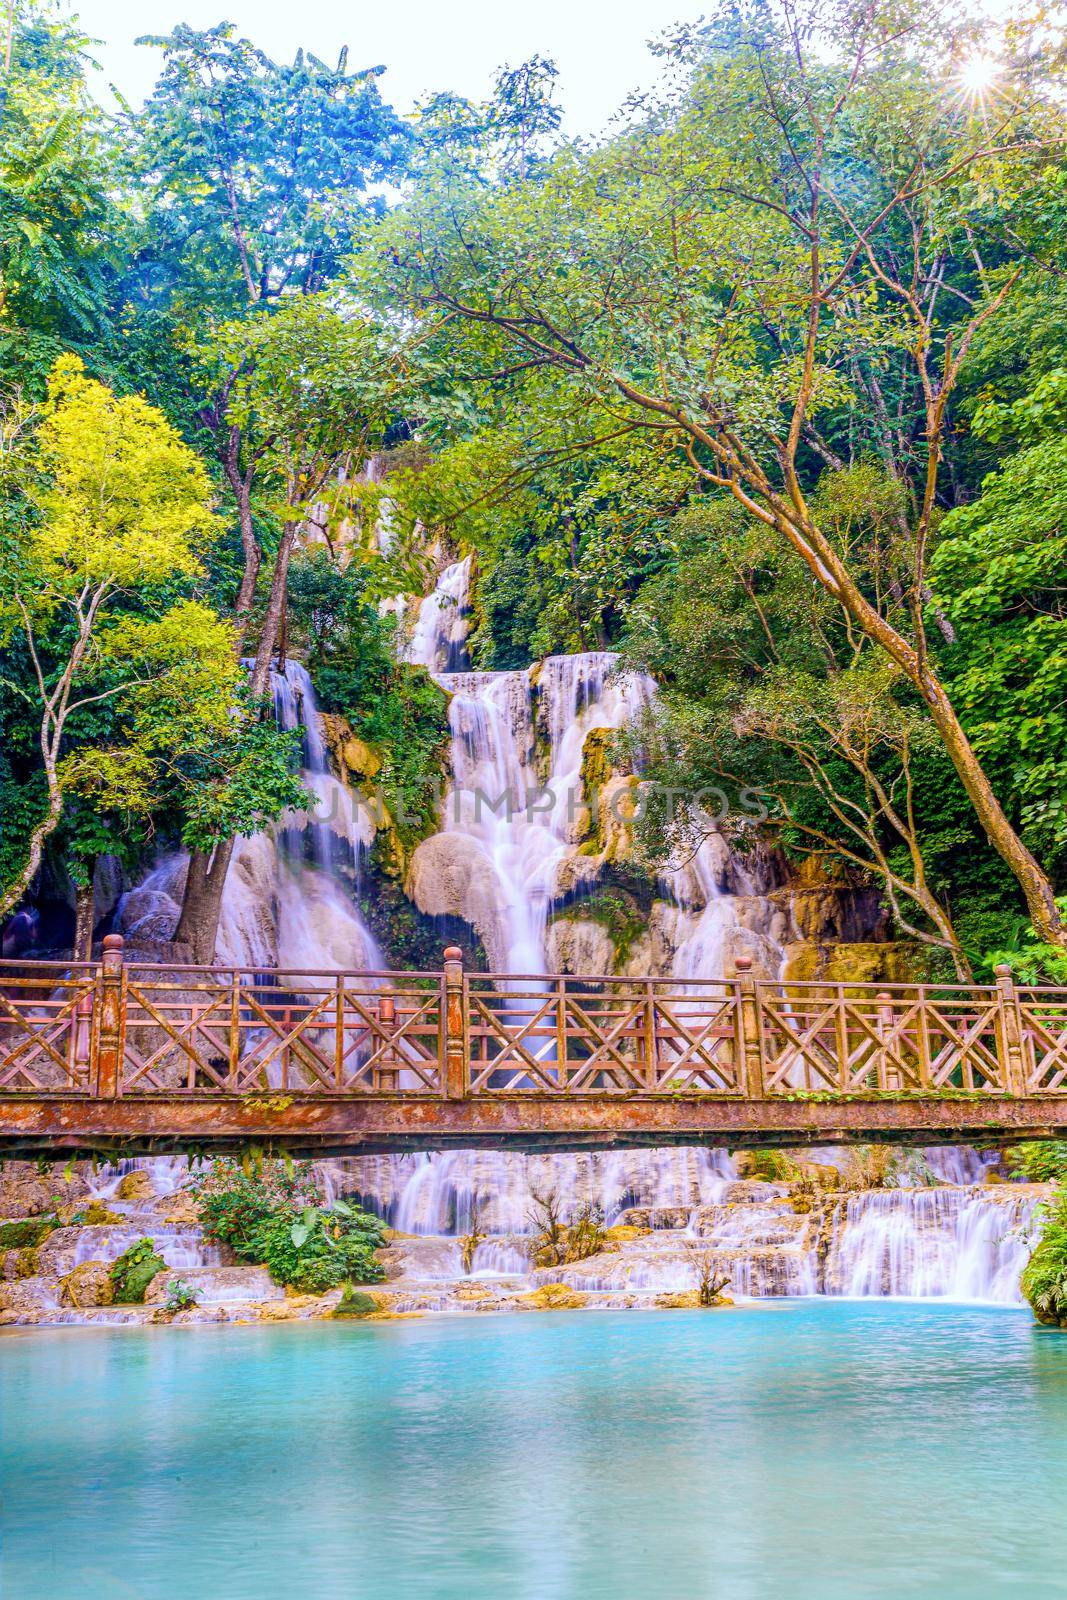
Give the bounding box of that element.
[466,976,741,1092]
[1019,989,1067,1092]
[118,969,445,1094]
[0,964,96,1091]
[4,946,1067,1106]
[758,985,1006,1093]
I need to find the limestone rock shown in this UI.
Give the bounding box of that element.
[519,1282,588,1310]
[0,1278,58,1324]
[406,832,510,968]
[116,1171,157,1203]
[0,1165,88,1218]
[545,917,615,976]
[61,1260,115,1308]
[34,1226,89,1278]
[322,715,383,782]
[155,1189,200,1227]
[143,1265,285,1306]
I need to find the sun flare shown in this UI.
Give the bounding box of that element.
[955,54,1001,98]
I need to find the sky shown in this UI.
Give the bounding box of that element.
[62,0,708,135]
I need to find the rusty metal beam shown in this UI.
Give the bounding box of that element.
[1,1092,1065,1158]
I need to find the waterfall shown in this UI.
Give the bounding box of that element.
[111,560,1040,1309]
[120,661,383,974]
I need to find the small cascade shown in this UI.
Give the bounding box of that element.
[120,662,383,974]
[378,1148,735,1236]
[821,1187,1037,1301]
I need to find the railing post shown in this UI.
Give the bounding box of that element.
[734,956,764,1099]
[94,934,125,1099]
[994,964,1028,1097]
[69,990,93,1089]
[876,992,897,1091]
[378,993,399,1092]
[443,946,467,1099]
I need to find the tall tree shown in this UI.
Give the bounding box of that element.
[370,0,1067,944]
[116,26,412,959]
[0,4,117,394]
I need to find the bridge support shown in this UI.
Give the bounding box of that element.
[444,946,467,1100]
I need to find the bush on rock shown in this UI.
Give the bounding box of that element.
[191,1160,385,1293]
[1023,1186,1067,1327]
[109,1239,167,1303]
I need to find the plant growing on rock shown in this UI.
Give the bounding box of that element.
[1022,1187,1067,1328]
[1010,1144,1067,1185]
[190,1159,384,1293]
[189,1157,320,1255]
[684,1242,731,1307]
[459,1196,486,1275]
[251,1201,386,1295]
[109,1238,166,1304]
[527,1189,606,1267]
[164,1279,199,1313]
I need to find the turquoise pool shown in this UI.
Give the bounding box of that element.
[2,1303,1065,1598]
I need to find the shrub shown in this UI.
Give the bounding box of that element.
[1009,1143,1067,1184]
[164,1279,199,1313]
[333,1285,379,1319]
[189,1158,321,1255]
[110,1238,166,1303]
[250,1203,385,1295]
[527,1190,606,1267]
[190,1161,385,1293]
[1022,1188,1067,1327]
[739,1150,800,1183]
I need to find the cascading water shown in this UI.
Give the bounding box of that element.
[109,560,1042,1310]
[120,661,383,974]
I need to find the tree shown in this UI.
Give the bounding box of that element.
[126,23,411,635]
[624,477,974,977]
[371,0,1067,944]
[0,5,117,395]
[932,370,1067,874]
[171,295,407,959]
[0,355,215,918]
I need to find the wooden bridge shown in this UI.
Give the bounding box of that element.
[2,936,1067,1156]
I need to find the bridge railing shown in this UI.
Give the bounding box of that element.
[2,937,1067,1101]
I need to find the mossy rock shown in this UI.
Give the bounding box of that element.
[521,1282,588,1310]
[14,1246,40,1279]
[332,1287,380,1319]
[116,1171,157,1203]
[109,1238,167,1304]
[0,1215,60,1249]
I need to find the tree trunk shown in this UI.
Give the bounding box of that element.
[172,842,238,963]
[221,427,260,641]
[73,871,96,962]
[173,516,302,964]
[781,503,1067,949]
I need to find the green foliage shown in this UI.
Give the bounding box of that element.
[109,1238,166,1303]
[190,1158,385,1293]
[189,1157,320,1256]
[0,1213,59,1248]
[132,23,410,310]
[164,1278,199,1313]
[249,1202,385,1295]
[1009,1144,1067,1185]
[932,375,1067,868]
[978,900,1067,985]
[0,8,118,393]
[1022,1186,1067,1327]
[288,551,449,848]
